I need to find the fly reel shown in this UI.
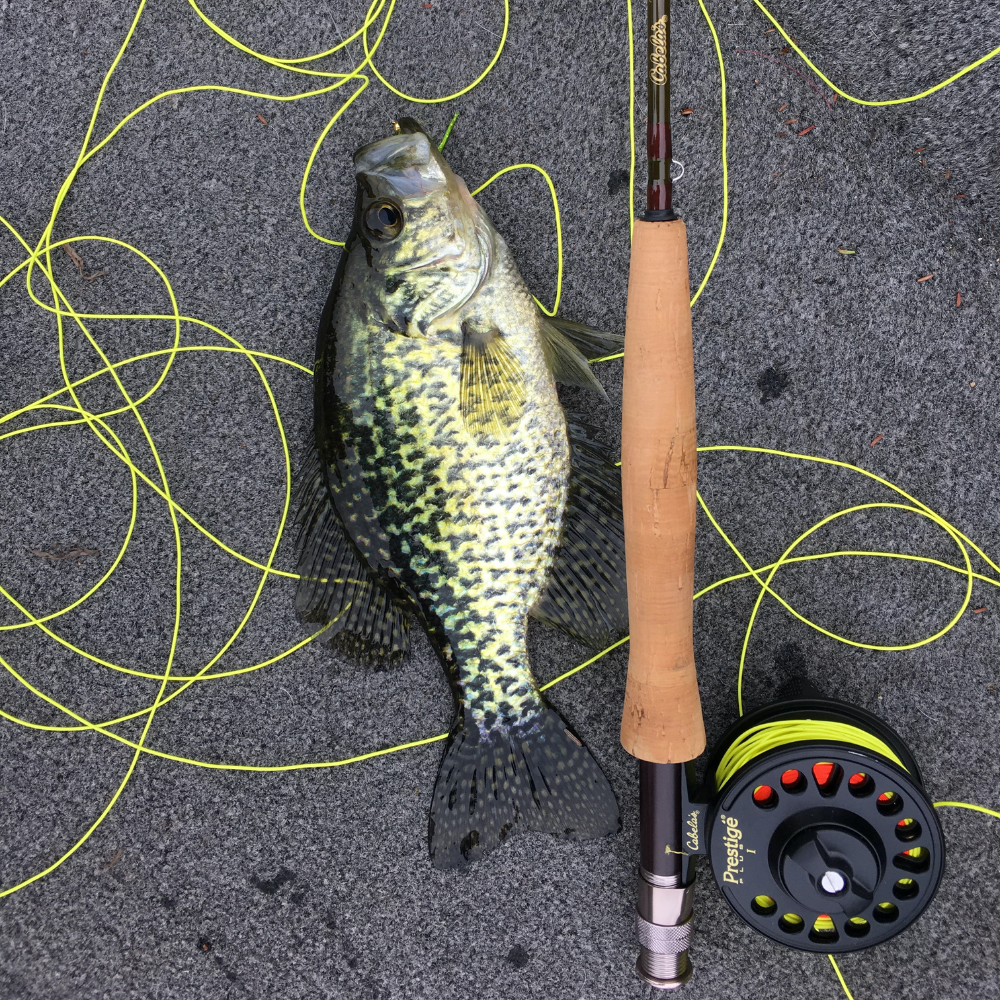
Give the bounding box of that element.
[684,680,945,954]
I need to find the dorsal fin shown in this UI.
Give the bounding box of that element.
[547,317,624,360]
[539,319,620,398]
[294,439,413,666]
[530,413,628,648]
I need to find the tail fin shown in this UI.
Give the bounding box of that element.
[428,708,619,869]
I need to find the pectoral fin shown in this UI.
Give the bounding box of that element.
[460,322,526,440]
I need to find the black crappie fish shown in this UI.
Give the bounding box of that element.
[295,119,628,868]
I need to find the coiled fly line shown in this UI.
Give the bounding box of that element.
[1,3,998,996]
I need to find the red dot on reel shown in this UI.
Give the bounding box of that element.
[752,784,778,808]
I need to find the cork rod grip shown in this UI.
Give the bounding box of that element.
[619,218,706,763]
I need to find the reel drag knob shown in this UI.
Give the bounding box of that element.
[781,823,879,915]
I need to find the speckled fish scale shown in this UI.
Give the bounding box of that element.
[350,258,568,729]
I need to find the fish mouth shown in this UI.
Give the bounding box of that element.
[352,120,493,308]
[354,128,448,199]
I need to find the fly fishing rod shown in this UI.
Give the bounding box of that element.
[620,0,705,988]
[619,4,946,988]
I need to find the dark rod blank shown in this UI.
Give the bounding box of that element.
[639,761,684,880]
[645,0,673,216]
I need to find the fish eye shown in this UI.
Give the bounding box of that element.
[364,200,404,241]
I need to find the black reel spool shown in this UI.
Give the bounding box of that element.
[687,681,945,953]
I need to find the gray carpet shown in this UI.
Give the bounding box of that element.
[1,0,998,997]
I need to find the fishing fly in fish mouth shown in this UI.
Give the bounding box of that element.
[295,118,629,868]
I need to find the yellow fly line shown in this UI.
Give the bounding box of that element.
[0,17,997,995]
[713,719,906,791]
